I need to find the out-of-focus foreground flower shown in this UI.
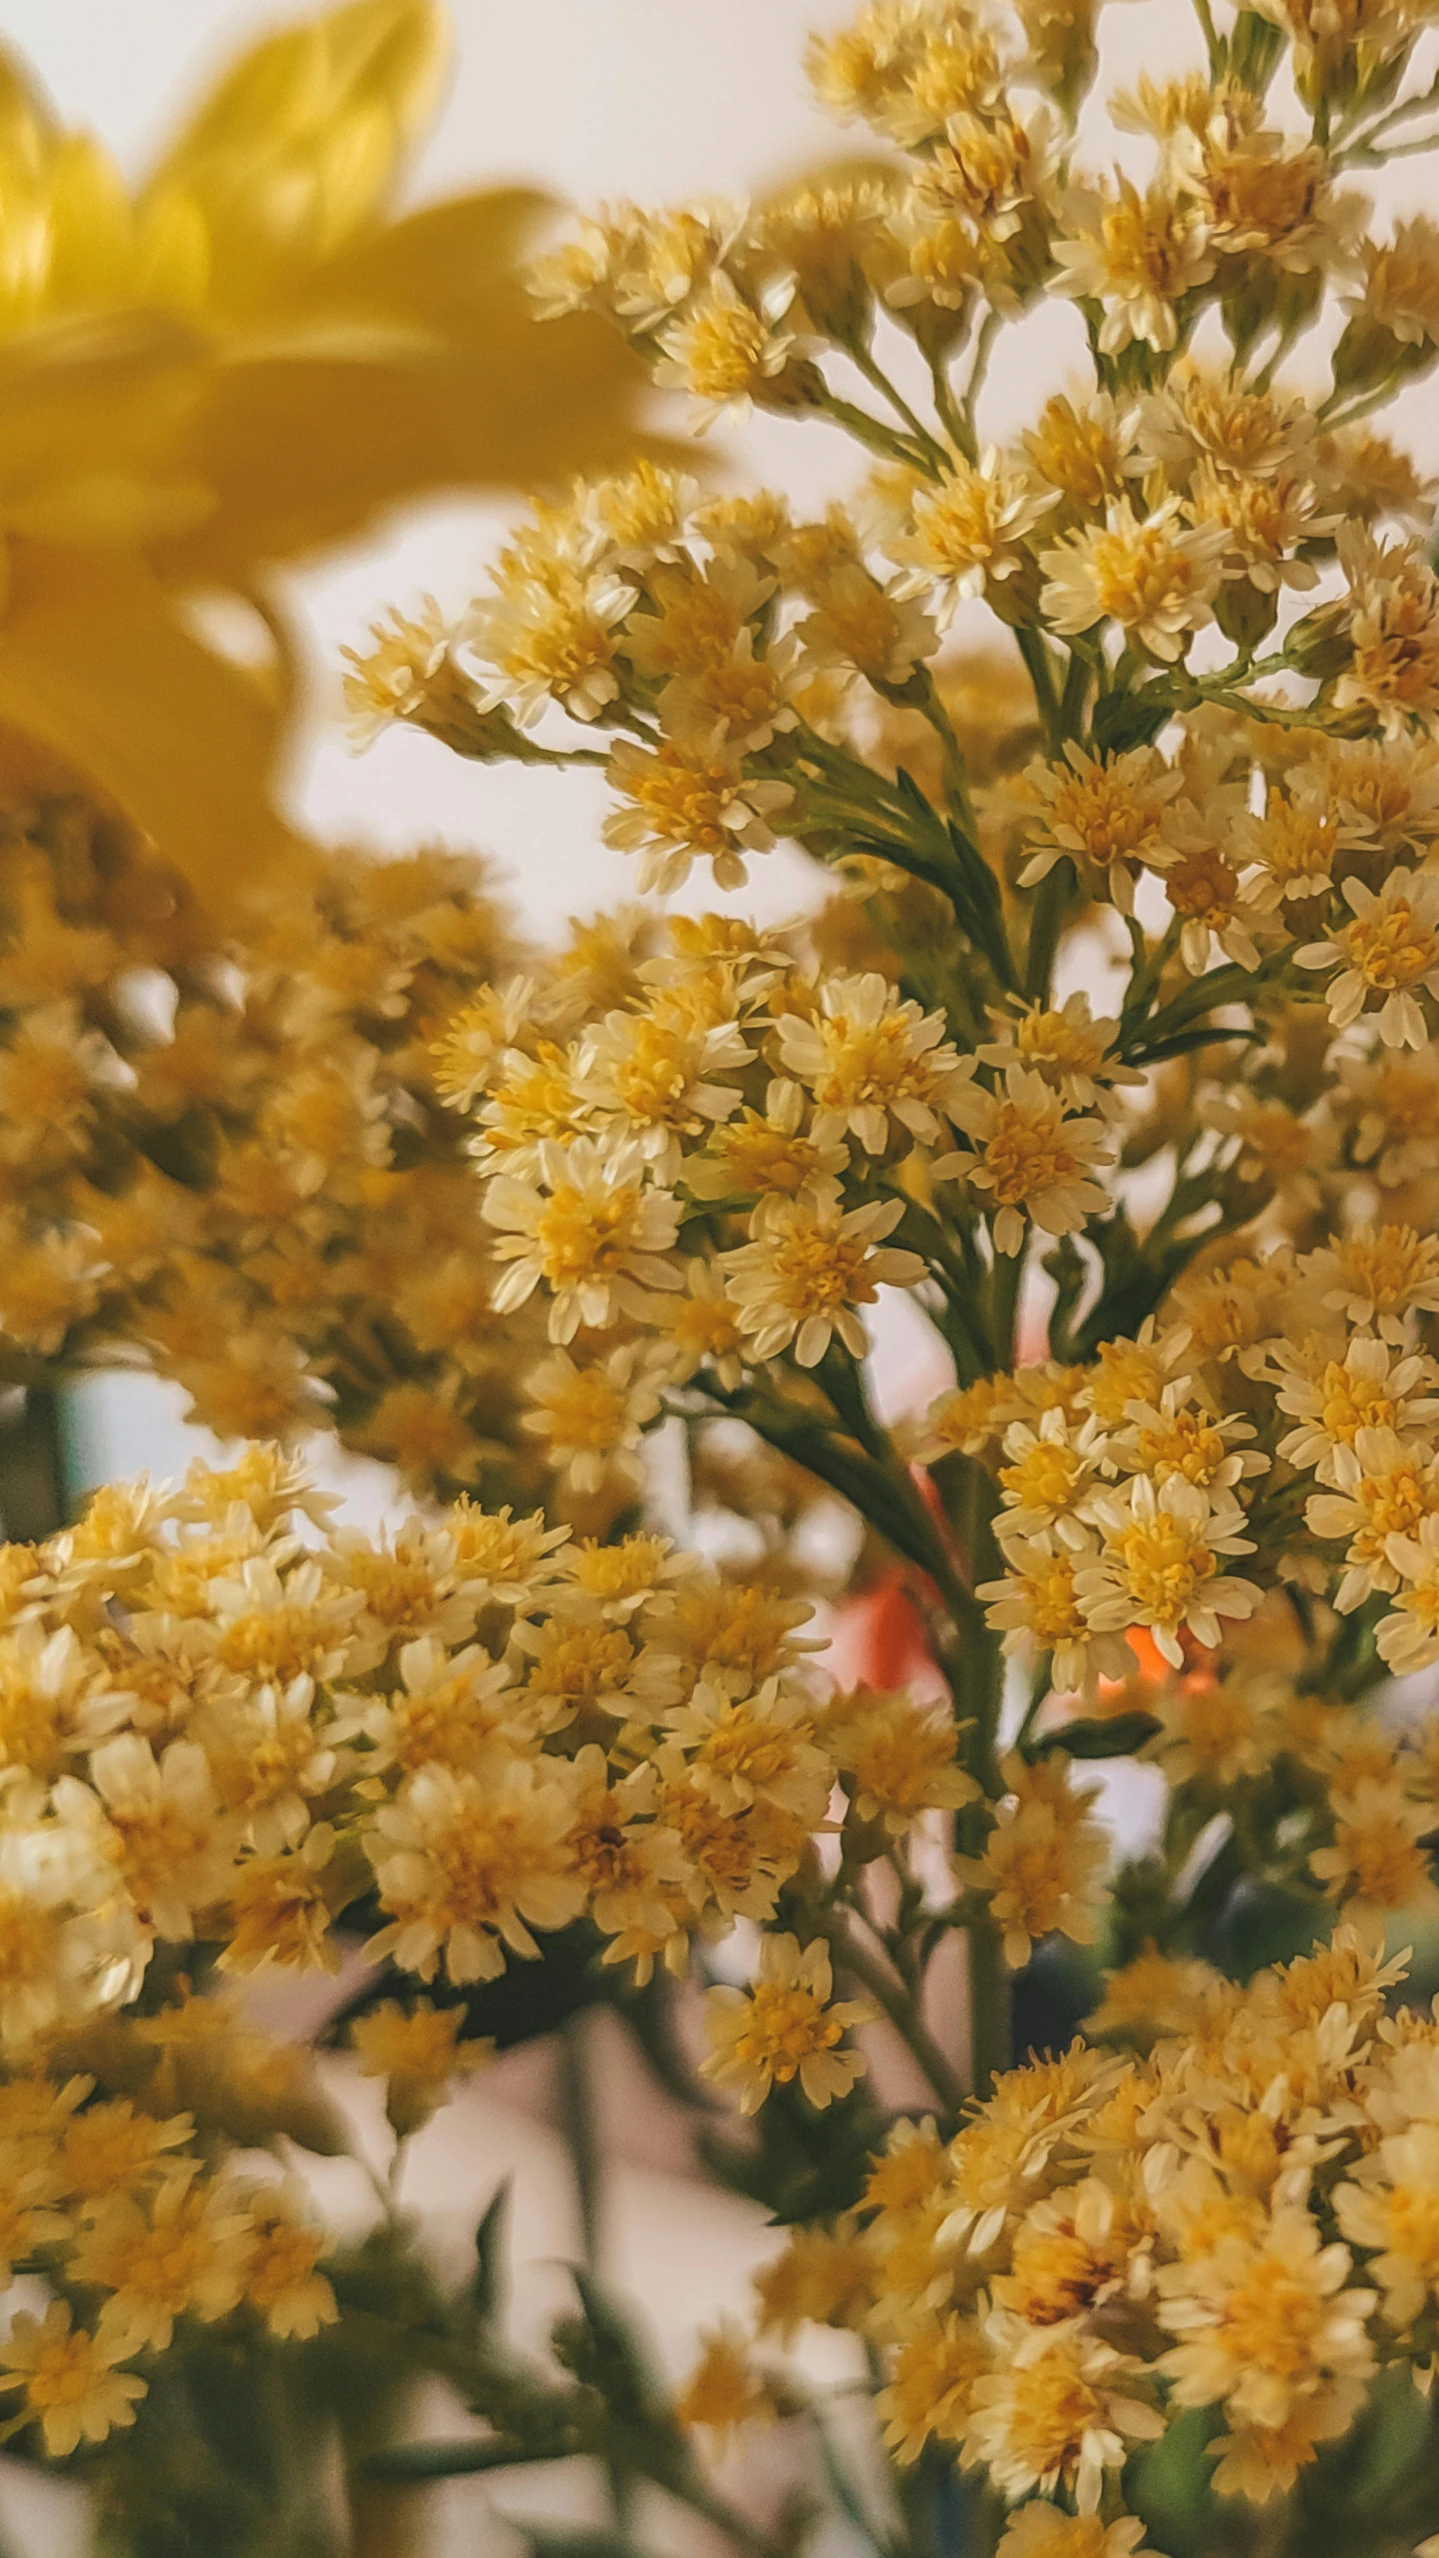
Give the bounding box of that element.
[0,0,652,900]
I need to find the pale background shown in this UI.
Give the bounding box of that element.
[2,3,1438,2548]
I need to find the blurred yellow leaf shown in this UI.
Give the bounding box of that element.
[0,0,656,905]
[158,191,660,582]
[142,0,449,314]
[0,542,299,896]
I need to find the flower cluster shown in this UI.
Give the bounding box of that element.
[0,1447,996,2471]
[0,782,579,1510]
[715,1929,1439,2522]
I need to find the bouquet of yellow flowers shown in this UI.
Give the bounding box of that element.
[10,0,1439,2551]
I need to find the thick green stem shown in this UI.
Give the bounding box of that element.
[965,1920,1011,2101]
[1014,625,1063,753]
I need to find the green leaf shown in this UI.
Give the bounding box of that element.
[566,2271,665,2430]
[472,2181,510,2327]
[1089,688,1172,754]
[364,2437,571,2482]
[1030,1712,1161,1762]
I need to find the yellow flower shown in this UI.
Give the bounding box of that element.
[956,1752,1109,1969]
[522,1343,665,1495]
[701,1933,872,2113]
[68,2175,252,2353]
[882,450,1057,619]
[879,2314,990,2463]
[1333,528,1439,738]
[753,2220,874,2341]
[997,2505,1160,2558]
[603,723,794,895]
[965,2313,1161,2512]
[1296,867,1439,1049]
[826,1685,979,1833]
[940,1065,1114,1257]
[363,1756,587,1985]
[1310,1779,1439,1922]
[722,1183,925,1365]
[0,0,653,900]
[483,1136,683,1345]
[777,971,966,1158]
[1078,1478,1260,1668]
[1157,2207,1376,2435]
[1050,176,1215,352]
[1040,496,1228,661]
[0,2302,146,2458]
[674,2320,776,2438]
[1336,2122,1439,2329]
[236,2186,338,2340]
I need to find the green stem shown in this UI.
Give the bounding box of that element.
[928,351,972,459]
[814,387,933,471]
[824,1912,968,2121]
[845,339,950,474]
[965,1920,1011,2101]
[1024,859,1069,1001]
[1014,625,1063,752]
[557,2013,603,2270]
[962,308,1003,442]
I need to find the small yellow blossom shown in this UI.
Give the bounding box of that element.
[701,1933,872,2113]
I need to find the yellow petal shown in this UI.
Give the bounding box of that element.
[0,315,213,545]
[154,191,660,581]
[0,538,296,903]
[0,38,58,163]
[142,0,448,314]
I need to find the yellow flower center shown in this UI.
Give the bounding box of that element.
[1165,842,1240,924]
[503,592,615,693]
[1342,902,1439,991]
[1135,1409,1230,1485]
[217,1606,334,1685]
[1048,769,1165,863]
[22,2332,109,2414]
[1017,1553,1086,1645]
[527,1623,635,1704]
[1001,1440,1083,1511]
[1101,193,1197,294]
[699,1701,802,1790]
[536,1184,644,1287]
[0,1894,57,1983]
[1220,2262,1329,2378]
[679,300,770,399]
[1114,1515,1216,1623]
[534,1372,628,1454]
[1004,2346,1108,2471]
[1384,2185,1439,2278]
[718,1117,823,1194]
[106,1806,211,1911]
[1005,2220,1118,2324]
[734,1981,842,2080]
[623,742,745,850]
[983,1099,1080,1204]
[1336,1226,1439,1310]
[391,1678,499,1770]
[0,1673,64,1778]
[412,1808,557,1932]
[245,2221,324,2309]
[1317,1362,1398,1444]
[770,1222,875,1316]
